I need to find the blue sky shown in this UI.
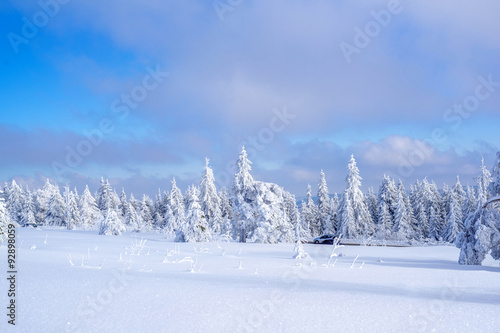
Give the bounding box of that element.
[1,0,500,197]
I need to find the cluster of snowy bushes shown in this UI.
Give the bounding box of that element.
[1,148,499,265]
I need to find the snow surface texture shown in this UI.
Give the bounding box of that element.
[2,228,500,333]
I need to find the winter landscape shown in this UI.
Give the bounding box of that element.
[2,1,500,332]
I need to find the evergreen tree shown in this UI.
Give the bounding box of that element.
[45,185,65,226]
[338,155,374,238]
[365,187,378,227]
[476,156,492,204]
[377,200,392,240]
[64,186,79,230]
[0,190,11,243]
[99,210,125,236]
[444,191,461,243]
[79,185,102,230]
[118,188,128,219]
[232,147,256,242]
[488,151,500,199]
[139,195,153,231]
[169,178,185,232]
[304,184,320,236]
[393,191,413,241]
[7,180,24,225]
[20,188,36,227]
[200,158,222,232]
[316,170,332,235]
[175,188,211,242]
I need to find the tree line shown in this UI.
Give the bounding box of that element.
[1,148,499,265]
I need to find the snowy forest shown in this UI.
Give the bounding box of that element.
[1,148,500,265]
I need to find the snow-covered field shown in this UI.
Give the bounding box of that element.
[2,228,500,333]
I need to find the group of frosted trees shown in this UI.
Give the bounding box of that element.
[1,149,500,265]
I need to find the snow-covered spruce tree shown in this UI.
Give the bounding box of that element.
[139,195,153,231]
[33,179,56,226]
[337,155,374,239]
[392,191,413,241]
[476,156,492,204]
[7,180,24,225]
[232,147,256,243]
[169,178,185,233]
[316,170,332,235]
[457,151,500,265]
[44,185,65,226]
[285,192,306,240]
[444,191,462,243]
[330,194,340,234]
[175,187,211,242]
[365,187,378,228]
[79,185,102,230]
[64,186,80,230]
[97,178,114,213]
[21,189,36,227]
[200,158,222,233]
[377,200,392,240]
[0,191,11,243]
[217,188,233,238]
[463,186,477,222]
[118,188,128,220]
[397,179,417,235]
[125,202,140,230]
[488,151,500,200]
[452,176,467,230]
[304,184,320,237]
[377,175,397,232]
[427,181,445,241]
[153,189,165,229]
[99,209,125,236]
[412,182,429,240]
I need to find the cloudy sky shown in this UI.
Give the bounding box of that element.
[1,0,499,198]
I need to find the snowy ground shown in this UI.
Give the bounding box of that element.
[2,228,500,333]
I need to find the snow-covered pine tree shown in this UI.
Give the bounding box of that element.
[0,190,11,243]
[97,178,114,213]
[397,179,417,236]
[330,194,340,234]
[63,186,79,230]
[7,180,24,225]
[44,185,65,226]
[125,202,140,230]
[118,188,128,220]
[365,187,378,228]
[200,158,222,233]
[444,191,461,243]
[476,156,492,205]
[232,147,256,242]
[377,200,392,240]
[304,184,320,237]
[457,151,500,265]
[175,187,210,242]
[392,191,413,241]
[169,178,185,233]
[99,209,125,236]
[139,195,153,231]
[428,205,442,241]
[33,179,56,226]
[452,176,467,230]
[377,175,397,230]
[488,151,500,199]
[338,155,374,239]
[316,170,332,235]
[21,189,36,227]
[79,185,102,230]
